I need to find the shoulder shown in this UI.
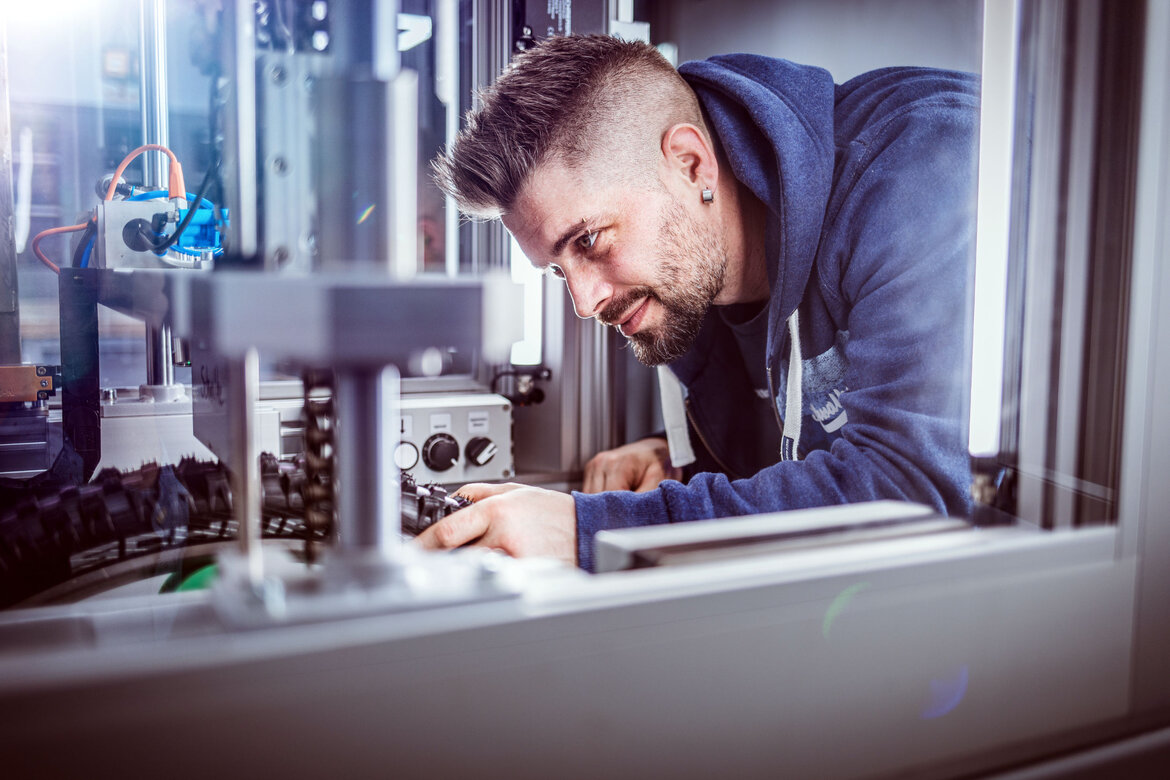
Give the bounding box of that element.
[835,67,980,148]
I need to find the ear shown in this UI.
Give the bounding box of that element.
[660,123,718,194]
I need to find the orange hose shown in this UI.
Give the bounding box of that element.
[104,144,184,201]
[30,222,90,274]
[34,145,184,274]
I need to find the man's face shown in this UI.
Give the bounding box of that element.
[504,161,727,366]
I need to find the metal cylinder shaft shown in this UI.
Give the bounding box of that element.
[333,365,401,556]
[138,0,169,188]
[230,348,263,587]
[145,324,175,387]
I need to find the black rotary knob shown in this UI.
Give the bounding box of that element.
[422,433,460,472]
[465,436,498,467]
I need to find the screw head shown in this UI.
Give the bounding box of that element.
[271,65,288,86]
[40,379,48,387]
[272,156,289,175]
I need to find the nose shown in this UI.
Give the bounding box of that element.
[563,264,614,320]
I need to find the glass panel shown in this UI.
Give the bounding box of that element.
[402,0,467,275]
[969,0,1019,459]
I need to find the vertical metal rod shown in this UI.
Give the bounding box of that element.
[223,0,259,255]
[334,365,400,556]
[138,0,175,385]
[145,324,175,386]
[391,70,418,279]
[231,348,263,587]
[0,20,21,364]
[378,365,402,547]
[138,0,169,187]
[437,0,459,277]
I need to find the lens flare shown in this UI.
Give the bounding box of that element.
[921,665,970,719]
[822,581,872,640]
[356,204,376,224]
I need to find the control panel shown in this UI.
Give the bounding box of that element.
[395,393,513,486]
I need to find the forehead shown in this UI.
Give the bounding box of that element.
[503,158,657,258]
[504,163,590,238]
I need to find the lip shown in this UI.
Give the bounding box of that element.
[617,298,650,336]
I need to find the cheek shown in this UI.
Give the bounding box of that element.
[605,237,664,286]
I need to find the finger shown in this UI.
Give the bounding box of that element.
[637,459,680,491]
[414,505,490,550]
[453,482,523,502]
[608,463,642,492]
[634,469,662,492]
[582,459,605,494]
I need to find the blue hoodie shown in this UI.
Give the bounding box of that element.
[573,55,980,572]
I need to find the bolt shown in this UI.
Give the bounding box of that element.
[36,365,47,376]
[271,65,288,86]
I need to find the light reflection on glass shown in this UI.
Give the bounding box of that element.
[922,665,970,719]
[822,581,871,640]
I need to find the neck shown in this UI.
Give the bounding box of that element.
[715,181,770,305]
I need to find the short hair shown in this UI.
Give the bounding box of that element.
[432,34,705,219]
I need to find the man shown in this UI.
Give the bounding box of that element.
[421,35,979,572]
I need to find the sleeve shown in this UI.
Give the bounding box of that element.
[574,95,979,573]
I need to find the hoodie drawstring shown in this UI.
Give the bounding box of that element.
[781,311,802,461]
[658,365,696,468]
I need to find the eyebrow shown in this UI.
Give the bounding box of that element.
[550,218,591,259]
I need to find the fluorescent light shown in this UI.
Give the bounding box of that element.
[509,237,544,366]
[969,0,1019,457]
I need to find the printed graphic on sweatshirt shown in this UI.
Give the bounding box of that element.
[776,330,850,438]
[812,386,848,432]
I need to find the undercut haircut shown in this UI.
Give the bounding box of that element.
[432,34,706,219]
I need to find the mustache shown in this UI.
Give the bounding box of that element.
[598,287,656,327]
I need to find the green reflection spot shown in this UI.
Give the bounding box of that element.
[173,564,218,593]
[822,581,872,640]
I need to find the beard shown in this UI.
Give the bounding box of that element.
[599,199,727,366]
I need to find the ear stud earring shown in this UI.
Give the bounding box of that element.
[701,187,714,204]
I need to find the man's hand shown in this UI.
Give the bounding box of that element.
[583,436,682,493]
[414,482,577,566]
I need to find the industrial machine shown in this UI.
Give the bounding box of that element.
[1,1,1169,777]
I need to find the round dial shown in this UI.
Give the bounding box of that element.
[422,433,460,472]
[393,441,419,471]
[465,436,498,467]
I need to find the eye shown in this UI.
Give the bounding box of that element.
[577,230,598,251]
[547,264,566,279]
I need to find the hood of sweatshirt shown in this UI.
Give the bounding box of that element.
[677,55,837,350]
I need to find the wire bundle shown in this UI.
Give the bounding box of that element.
[29,144,222,273]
